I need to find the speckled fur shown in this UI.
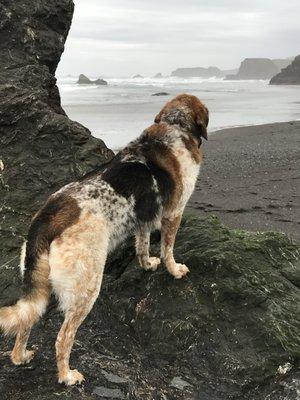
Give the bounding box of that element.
[0,94,209,385]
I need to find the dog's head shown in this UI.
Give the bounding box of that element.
[154,94,209,145]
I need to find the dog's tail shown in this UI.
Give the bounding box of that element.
[0,230,51,336]
[0,194,80,336]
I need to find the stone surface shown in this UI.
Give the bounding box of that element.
[0,0,113,304]
[270,55,300,85]
[93,386,125,399]
[1,216,300,399]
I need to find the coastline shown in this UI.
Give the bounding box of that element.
[187,120,300,242]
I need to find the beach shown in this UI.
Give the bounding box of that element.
[187,121,300,242]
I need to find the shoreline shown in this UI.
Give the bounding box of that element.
[187,120,300,242]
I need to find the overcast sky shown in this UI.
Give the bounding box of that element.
[57,0,300,77]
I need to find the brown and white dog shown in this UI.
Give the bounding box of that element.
[0,94,209,385]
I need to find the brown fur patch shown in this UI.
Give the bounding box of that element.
[142,128,183,210]
[144,122,170,138]
[154,93,209,142]
[181,135,203,164]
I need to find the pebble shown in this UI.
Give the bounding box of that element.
[93,386,125,399]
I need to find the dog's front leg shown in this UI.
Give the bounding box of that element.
[161,214,189,279]
[135,227,161,271]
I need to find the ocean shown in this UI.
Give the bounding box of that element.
[57,76,300,150]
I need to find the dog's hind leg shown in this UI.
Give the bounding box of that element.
[49,214,109,385]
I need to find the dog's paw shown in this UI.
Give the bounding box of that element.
[58,369,85,386]
[144,257,161,271]
[169,263,190,279]
[11,349,35,365]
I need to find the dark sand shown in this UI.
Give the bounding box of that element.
[187,121,300,242]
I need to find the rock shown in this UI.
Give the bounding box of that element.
[101,369,128,384]
[93,387,125,399]
[0,0,113,305]
[94,78,108,85]
[151,92,170,96]
[226,58,279,80]
[170,377,191,390]
[77,74,108,85]
[153,72,163,78]
[2,214,300,399]
[171,66,223,78]
[132,74,143,78]
[270,55,300,85]
[272,58,293,71]
[77,73,93,84]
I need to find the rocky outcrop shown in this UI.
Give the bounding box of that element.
[171,66,223,78]
[153,72,163,78]
[77,74,107,85]
[1,2,300,399]
[0,0,113,286]
[270,56,300,85]
[272,58,293,71]
[1,216,300,399]
[226,58,279,80]
[132,74,143,78]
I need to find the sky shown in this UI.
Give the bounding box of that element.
[57,0,300,77]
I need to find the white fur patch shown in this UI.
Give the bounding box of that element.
[19,241,27,278]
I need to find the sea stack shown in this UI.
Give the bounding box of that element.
[270,55,300,85]
[226,58,279,80]
[77,74,108,85]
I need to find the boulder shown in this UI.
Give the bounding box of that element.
[0,0,114,303]
[226,58,279,80]
[270,55,300,85]
[1,216,300,399]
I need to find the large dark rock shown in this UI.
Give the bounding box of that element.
[171,66,223,78]
[0,1,300,399]
[1,216,300,399]
[0,0,113,299]
[270,56,300,85]
[226,58,279,80]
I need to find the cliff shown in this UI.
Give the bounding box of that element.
[270,55,300,85]
[0,0,113,297]
[226,58,279,80]
[171,66,223,78]
[0,2,300,399]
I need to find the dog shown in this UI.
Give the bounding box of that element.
[0,94,209,385]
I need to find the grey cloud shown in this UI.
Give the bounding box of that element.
[57,0,300,76]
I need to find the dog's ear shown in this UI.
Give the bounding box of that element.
[195,116,208,140]
[154,109,163,123]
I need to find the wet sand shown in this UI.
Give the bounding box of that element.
[187,121,300,242]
